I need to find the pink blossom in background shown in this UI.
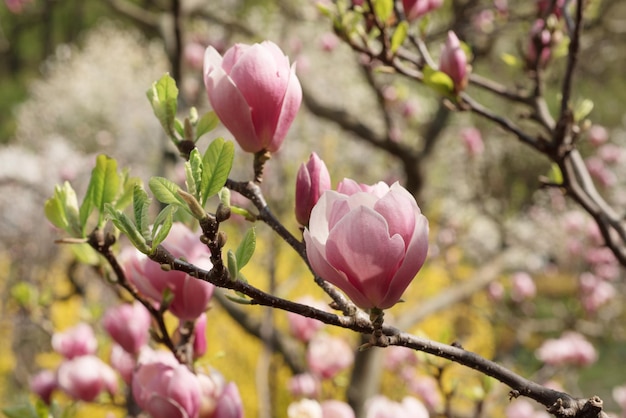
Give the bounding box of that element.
[585,156,616,187]
[288,373,321,399]
[526,19,552,67]
[295,153,332,226]
[401,99,420,119]
[29,370,57,405]
[535,331,597,367]
[383,345,418,371]
[321,400,355,418]
[506,399,549,418]
[407,376,442,410]
[304,180,429,310]
[212,382,244,418]
[320,32,340,52]
[192,312,208,359]
[287,296,328,342]
[579,272,616,314]
[402,0,443,21]
[133,361,201,418]
[439,31,468,93]
[588,125,609,146]
[184,42,207,70]
[487,281,505,302]
[460,127,484,157]
[597,143,624,164]
[109,344,135,385]
[57,355,118,402]
[366,395,429,418]
[198,371,225,417]
[307,334,354,379]
[51,323,98,359]
[287,399,323,418]
[4,0,31,13]
[510,272,536,303]
[473,9,495,34]
[102,301,151,354]
[204,41,302,153]
[124,223,215,320]
[613,385,626,412]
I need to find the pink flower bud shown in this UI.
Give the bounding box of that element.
[439,31,468,93]
[51,323,97,359]
[304,180,429,310]
[320,33,340,52]
[288,373,321,399]
[295,153,331,226]
[213,382,244,418]
[535,331,597,367]
[124,223,215,321]
[526,20,552,68]
[109,344,135,385]
[460,127,484,157]
[510,272,536,303]
[29,370,57,405]
[321,400,355,418]
[306,334,354,379]
[103,301,151,354]
[192,312,208,359]
[57,355,118,402]
[402,0,443,21]
[588,125,608,146]
[203,41,303,153]
[133,361,201,418]
[287,296,328,342]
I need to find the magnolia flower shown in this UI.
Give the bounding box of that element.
[535,332,597,367]
[102,301,151,354]
[51,323,98,359]
[295,153,331,226]
[402,0,443,21]
[287,296,328,342]
[57,355,118,402]
[29,370,57,405]
[304,179,429,310]
[306,334,354,379]
[439,31,468,93]
[204,41,302,153]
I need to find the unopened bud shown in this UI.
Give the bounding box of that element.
[295,153,331,226]
[439,31,469,93]
[215,203,231,223]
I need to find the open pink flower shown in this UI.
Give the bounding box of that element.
[307,334,354,379]
[535,332,597,367]
[204,41,302,153]
[51,323,97,359]
[304,180,429,310]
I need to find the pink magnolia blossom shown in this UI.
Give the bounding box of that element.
[133,361,201,418]
[124,223,215,320]
[407,376,441,410]
[613,385,626,412]
[295,153,331,226]
[57,355,118,402]
[383,346,418,371]
[366,395,429,418]
[320,33,340,52]
[203,41,302,153]
[288,373,321,399]
[304,180,429,310]
[588,125,609,146]
[307,334,354,379]
[287,296,328,342]
[439,31,468,93]
[460,127,484,157]
[192,312,208,359]
[51,323,97,359]
[402,0,443,21]
[109,344,135,385]
[526,19,552,68]
[510,272,536,303]
[103,301,151,354]
[4,0,31,13]
[213,382,244,418]
[29,370,57,405]
[321,400,355,418]
[535,331,597,367]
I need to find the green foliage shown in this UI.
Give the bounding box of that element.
[372,0,393,23]
[235,227,256,271]
[422,65,455,97]
[44,182,81,237]
[146,73,179,141]
[1,399,72,418]
[390,21,409,54]
[201,138,235,206]
[573,98,594,122]
[105,203,151,254]
[80,154,121,231]
[149,177,187,208]
[151,205,175,251]
[195,111,220,141]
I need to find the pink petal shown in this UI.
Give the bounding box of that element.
[373,183,418,246]
[268,63,302,152]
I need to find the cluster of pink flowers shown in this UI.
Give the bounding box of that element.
[535,331,597,367]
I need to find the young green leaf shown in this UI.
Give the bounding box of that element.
[115,172,141,211]
[194,111,219,141]
[151,205,175,251]
[146,74,179,140]
[201,138,235,205]
[133,184,151,240]
[373,0,393,23]
[227,249,238,281]
[149,177,186,207]
[187,148,204,200]
[225,294,252,305]
[104,204,151,254]
[422,65,455,97]
[2,402,40,418]
[45,182,81,236]
[235,227,256,271]
[80,155,120,229]
[390,21,409,54]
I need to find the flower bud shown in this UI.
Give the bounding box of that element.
[102,301,151,354]
[306,334,354,379]
[51,323,97,359]
[193,312,208,359]
[295,153,331,226]
[287,296,327,342]
[204,41,302,153]
[57,355,118,402]
[304,180,429,310]
[402,0,443,21]
[439,31,468,93]
[535,332,597,366]
[29,370,57,405]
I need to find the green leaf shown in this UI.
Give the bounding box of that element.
[390,21,409,54]
[574,98,594,122]
[235,227,256,271]
[422,65,455,97]
[195,111,219,141]
[225,293,252,305]
[548,163,563,185]
[500,53,521,68]
[201,138,235,206]
[227,249,238,281]
[372,0,393,22]
[149,177,186,207]
[187,148,203,199]
[133,184,151,240]
[104,204,151,254]
[80,155,120,229]
[2,403,40,418]
[146,74,179,139]
[45,182,82,236]
[115,172,141,211]
[151,205,175,251]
